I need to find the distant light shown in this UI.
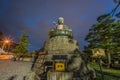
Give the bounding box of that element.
[3,37,13,44]
[4,40,10,44]
[1,36,13,51]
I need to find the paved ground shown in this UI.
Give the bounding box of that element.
[0,60,32,80]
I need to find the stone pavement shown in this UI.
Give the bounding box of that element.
[0,60,32,80]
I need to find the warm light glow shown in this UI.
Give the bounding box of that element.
[4,39,10,44]
[2,37,13,50]
[3,37,12,44]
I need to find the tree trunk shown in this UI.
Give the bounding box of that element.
[119,60,120,64]
[106,52,111,68]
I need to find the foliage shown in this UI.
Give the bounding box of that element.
[83,0,120,68]
[84,13,120,67]
[112,0,120,17]
[90,62,120,80]
[12,33,30,54]
[86,15,119,53]
[89,62,120,76]
[0,32,4,47]
[0,32,3,36]
[0,31,3,40]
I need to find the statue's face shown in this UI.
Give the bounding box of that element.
[57,24,63,29]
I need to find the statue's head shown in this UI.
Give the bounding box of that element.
[58,17,64,24]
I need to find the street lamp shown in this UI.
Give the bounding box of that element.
[4,39,10,44]
[2,38,11,52]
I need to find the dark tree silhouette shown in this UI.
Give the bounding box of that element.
[111,0,120,16]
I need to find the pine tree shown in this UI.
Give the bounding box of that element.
[84,14,120,68]
[112,0,120,16]
[12,33,30,56]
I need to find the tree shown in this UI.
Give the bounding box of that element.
[0,32,4,48]
[12,33,30,57]
[112,0,120,16]
[84,14,120,68]
[0,32,3,36]
[0,31,3,39]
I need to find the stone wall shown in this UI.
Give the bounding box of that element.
[44,36,79,54]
